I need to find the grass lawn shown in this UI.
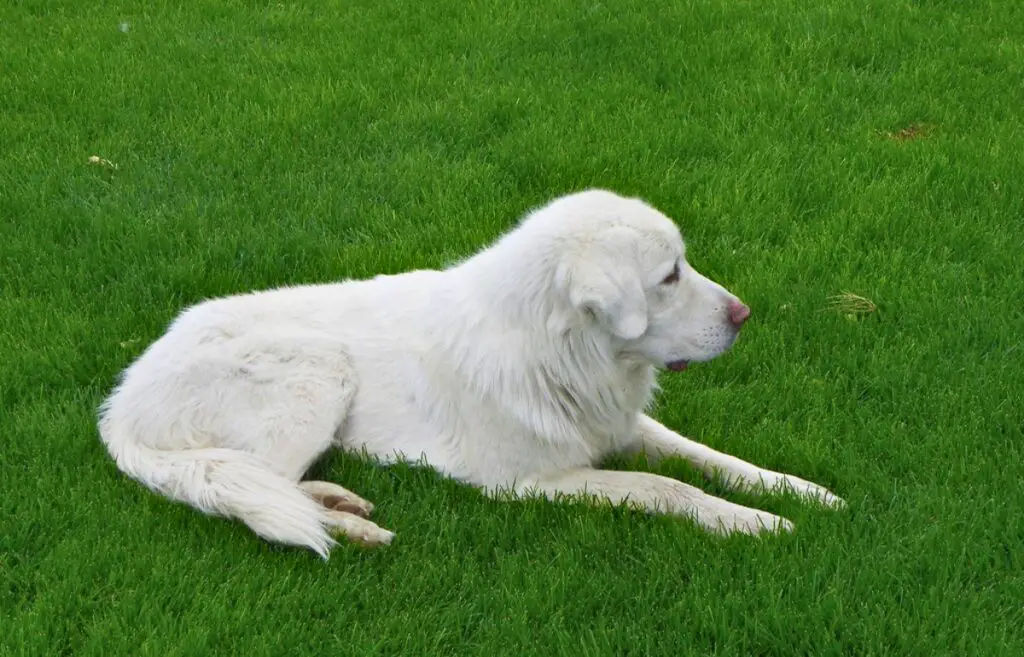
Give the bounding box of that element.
[2,0,1023,654]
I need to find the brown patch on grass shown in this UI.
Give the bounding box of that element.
[880,123,933,142]
[825,292,877,319]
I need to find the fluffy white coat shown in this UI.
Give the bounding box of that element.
[99,189,843,558]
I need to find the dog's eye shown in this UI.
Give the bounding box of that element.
[661,263,680,285]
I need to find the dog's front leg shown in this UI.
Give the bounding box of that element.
[629,415,845,508]
[512,468,792,535]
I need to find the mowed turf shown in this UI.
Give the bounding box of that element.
[2,0,1023,654]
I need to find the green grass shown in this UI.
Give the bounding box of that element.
[2,0,1023,654]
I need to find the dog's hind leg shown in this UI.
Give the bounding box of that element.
[199,332,358,482]
[102,328,393,554]
[218,333,396,546]
[217,333,395,545]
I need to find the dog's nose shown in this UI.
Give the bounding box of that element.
[728,301,751,327]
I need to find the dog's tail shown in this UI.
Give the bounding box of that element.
[100,426,336,559]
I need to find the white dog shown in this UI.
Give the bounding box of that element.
[98,189,843,558]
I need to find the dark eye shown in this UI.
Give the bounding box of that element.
[661,262,680,285]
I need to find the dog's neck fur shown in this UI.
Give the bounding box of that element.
[440,216,656,456]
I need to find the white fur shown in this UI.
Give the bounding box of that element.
[98,189,843,558]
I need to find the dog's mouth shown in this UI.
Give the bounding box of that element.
[665,360,689,372]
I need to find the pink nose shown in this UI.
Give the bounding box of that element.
[728,301,751,327]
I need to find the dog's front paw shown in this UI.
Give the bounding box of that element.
[698,500,794,535]
[770,475,845,509]
[721,509,794,535]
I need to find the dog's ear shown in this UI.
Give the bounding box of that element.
[560,248,648,340]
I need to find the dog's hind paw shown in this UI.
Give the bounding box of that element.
[300,480,375,517]
[324,510,394,547]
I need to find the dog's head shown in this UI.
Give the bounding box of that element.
[551,190,749,371]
